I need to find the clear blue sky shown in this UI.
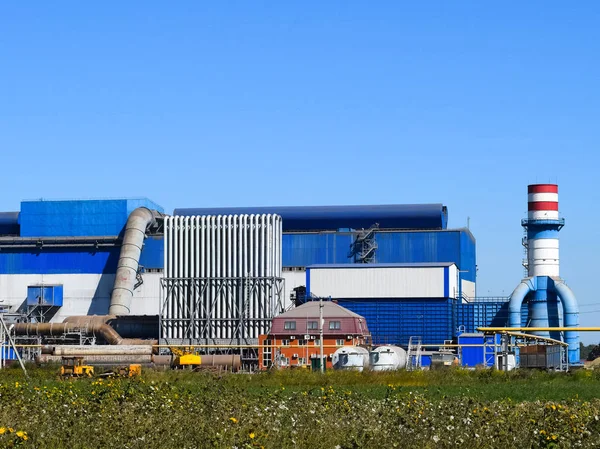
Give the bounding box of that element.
[1,3,599,341]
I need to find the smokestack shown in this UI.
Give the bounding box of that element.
[507,183,580,365]
[526,184,561,277]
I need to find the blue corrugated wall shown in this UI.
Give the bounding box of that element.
[336,299,524,346]
[20,199,163,237]
[0,241,163,275]
[284,229,476,283]
[0,199,165,274]
[283,233,354,266]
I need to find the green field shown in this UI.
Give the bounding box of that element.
[1,366,600,448]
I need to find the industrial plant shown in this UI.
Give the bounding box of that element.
[0,184,580,371]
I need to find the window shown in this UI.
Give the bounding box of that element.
[297,358,307,366]
[281,339,291,346]
[314,339,321,346]
[336,339,344,346]
[307,321,319,330]
[284,321,296,330]
[298,339,307,347]
[329,321,341,330]
[262,340,272,368]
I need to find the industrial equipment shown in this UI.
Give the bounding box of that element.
[60,357,94,378]
[98,364,143,378]
[507,184,580,364]
[170,347,202,370]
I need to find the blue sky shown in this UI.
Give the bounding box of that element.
[1,3,599,341]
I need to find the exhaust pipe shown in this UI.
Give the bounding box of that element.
[109,207,160,315]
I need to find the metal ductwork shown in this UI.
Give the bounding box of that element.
[13,316,157,347]
[109,207,160,315]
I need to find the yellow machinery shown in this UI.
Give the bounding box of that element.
[60,356,94,378]
[171,347,202,370]
[98,364,143,378]
[114,364,142,377]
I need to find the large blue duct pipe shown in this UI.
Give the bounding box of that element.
[553,278,580,364]
[173,204,448,231]
[0,212,19,235]
[508,280,533,328]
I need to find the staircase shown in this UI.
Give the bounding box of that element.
[406,336,422,371]
[348,223,379,263]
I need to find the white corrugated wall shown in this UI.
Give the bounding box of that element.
[163,214,282,341]
[308,266,457,299]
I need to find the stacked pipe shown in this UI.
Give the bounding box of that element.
[162,214,282,342]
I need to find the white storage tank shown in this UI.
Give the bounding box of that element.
[332,346,370,371]
[369,345,407,371]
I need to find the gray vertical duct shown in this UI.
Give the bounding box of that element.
[109,207,158,315]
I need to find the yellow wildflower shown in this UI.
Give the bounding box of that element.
[23,435,29,441]
[8,428,14,433]
[551,405,556,411]
[229,417,238,424]
[16,431,25,438]
[551,435,558,440]
[0,427,5,435]
[249,432,255,439]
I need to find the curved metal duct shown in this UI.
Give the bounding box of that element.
[13,316,157,347]
[508,280,534,327]
[553,279,580,364]
[109,207,159,315]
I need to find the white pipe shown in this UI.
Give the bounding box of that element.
[194,216,200,340]
[227,215,233,339]
[109,207,157,315]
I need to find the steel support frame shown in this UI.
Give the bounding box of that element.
[159,276,285,348]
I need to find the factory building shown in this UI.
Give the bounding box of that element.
[173,204,477,307]
[0,188,576,368]
[0,199,164,325]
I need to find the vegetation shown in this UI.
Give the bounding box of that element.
[1,365,600,448]
[581,342,600,361]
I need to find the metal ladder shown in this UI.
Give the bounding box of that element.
[348,223,379,263]
[521,229,529,277]
[0,315,27,376]
[406,336,422,371]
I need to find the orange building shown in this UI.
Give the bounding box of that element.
[258,301,371,370]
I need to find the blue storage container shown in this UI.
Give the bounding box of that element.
[458,333,485,367]
[1,346,18,360]
[26,285,63,307]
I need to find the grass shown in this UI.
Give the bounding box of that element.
[0,365,599,448]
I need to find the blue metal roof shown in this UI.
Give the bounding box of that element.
[172,204,448,231]
[307,262,456,269]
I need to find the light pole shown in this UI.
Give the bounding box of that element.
[319,298,324,373]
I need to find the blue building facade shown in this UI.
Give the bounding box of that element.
[335,299,525,346]
[0,199,164,275]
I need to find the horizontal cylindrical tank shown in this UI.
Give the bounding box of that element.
[369,345,407,371]
[173,204,448,231]
[332,346,369,371]
[152,354,241,371]
[36,354,153,364]
[51,345,153,356]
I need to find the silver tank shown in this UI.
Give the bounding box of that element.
[332,346,370,371]
[369,345,407,371]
